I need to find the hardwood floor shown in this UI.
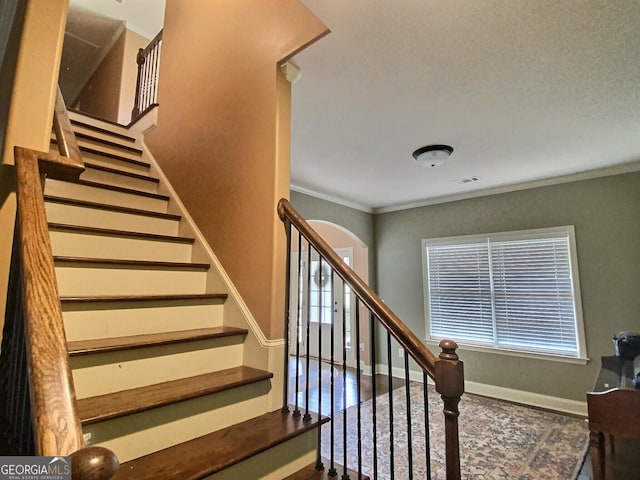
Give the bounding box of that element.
[287,356,403,416]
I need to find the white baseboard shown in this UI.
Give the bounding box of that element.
[373,364,588,417]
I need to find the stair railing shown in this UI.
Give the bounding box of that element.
[0,90,119,477]
[278,198,464,480]
[131,29,163,123]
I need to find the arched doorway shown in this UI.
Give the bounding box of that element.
[289,220,369,368]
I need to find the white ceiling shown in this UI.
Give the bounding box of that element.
[69,0,165,40]
[291,0,640,212]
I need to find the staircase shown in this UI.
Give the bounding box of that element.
[44,112,333,479]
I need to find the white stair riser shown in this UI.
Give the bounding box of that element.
[77,139,143,163]
[205,430,317,480]
[50,230,192,263]
[76,149,150,175]
[73,128,139,149]
[71,338,244,398]
[45,203,180,236]
[69,112,133,138]
[55,265,207,296]
[86,384,271,463]
[45,179,168,213]
[80,167,158,194]
[63,301,225,341]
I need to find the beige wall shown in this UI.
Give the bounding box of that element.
[118,29,150,125]
[145,0,328,339]
[74,30,125,123]
[0,0,69,337]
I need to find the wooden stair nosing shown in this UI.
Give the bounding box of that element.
[68,110,129,130]
[284,459,371,480]
[44,195,182,221]
[70,118,136,143]
[67,326,248,356]
[74,131,143,154]
[111,410,328,480]
[53,256,210,270]
[48,223,194,244]
[51,138,148,167]
[78,366,274,425]
[84,161,159,184]
[60,293,228,304]
[61,178,169,201]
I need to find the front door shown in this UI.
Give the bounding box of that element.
[289,248,355,367]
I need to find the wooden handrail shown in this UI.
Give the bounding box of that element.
[12,146,119,476]
[278,198,437,377]
[14,147,84,455]
[278,197,464,479]
[52,86,83,167]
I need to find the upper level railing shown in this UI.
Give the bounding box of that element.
[0,88,119,478]
[131,29,163,123]
[278,198,464,479]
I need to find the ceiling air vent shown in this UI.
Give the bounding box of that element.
[453,176,479,185]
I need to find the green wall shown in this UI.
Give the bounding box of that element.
[293,172,640,403]
[375,172,640,401]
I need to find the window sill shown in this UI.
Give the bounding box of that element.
[425,339,589,365]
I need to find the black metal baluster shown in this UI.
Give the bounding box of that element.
[370,314,378,480]
[304,245,312,422]
[293,231,303,418]
[387,332,395,480]
[355,299,362,478]
[341,280,350,480]
[281,220,292,413]
[424,370,431,479]
[405,351,413,480]
[315,257,324,471]
[328,270,337,477]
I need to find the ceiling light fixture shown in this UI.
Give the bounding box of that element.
[412,144,453,168]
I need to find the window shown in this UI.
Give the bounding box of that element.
[422,226,586,361]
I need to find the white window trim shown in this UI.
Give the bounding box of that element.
[421,225,588,363]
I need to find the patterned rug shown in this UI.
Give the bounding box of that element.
[320,382,589,479]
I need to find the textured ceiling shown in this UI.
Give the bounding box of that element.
[291,0,640,211]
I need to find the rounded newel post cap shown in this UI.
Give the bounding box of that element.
[71,446,119,480]
[439,339,459,361]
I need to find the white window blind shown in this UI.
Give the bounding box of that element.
[424,227,586,359]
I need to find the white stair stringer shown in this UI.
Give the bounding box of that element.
[46,112,317,476]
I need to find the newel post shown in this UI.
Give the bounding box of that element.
[131,48,146,119]
[435,339,464,480]
[70,445,119,480]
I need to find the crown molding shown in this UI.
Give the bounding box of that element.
[373,161,640,214]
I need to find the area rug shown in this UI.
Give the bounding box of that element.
[320,381,589,479]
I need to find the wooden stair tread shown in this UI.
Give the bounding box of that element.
[84,161,159,184]
[67,326,248,356]
[285,460,370,480]
[78,366,273,425]
[48,223,194,244]
[44,195,182,220]
[111,410,327,480]
[63,178,169,201]
[60,293,227,304]
[53,256,209,269]
[74,131,143,154]
[70,118,136,142]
